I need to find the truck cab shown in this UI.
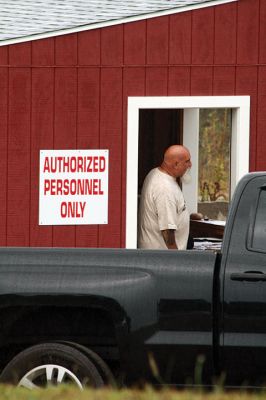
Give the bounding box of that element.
[220,173,266,386]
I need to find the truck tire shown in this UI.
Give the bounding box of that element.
[57,341,116,386]
[0,343,104,389]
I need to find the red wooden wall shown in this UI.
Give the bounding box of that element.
[0,0,265,248]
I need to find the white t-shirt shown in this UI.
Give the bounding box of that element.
[138,168,189,250]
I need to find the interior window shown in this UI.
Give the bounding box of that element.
[252,189,266,251]
[198,109,232,221]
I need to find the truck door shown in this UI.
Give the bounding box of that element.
[221,175,266,386]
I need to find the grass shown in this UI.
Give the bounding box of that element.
[1,386,266,400]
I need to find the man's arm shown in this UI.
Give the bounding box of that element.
[161,229,178,249]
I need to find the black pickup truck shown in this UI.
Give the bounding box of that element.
[0,172,266,389]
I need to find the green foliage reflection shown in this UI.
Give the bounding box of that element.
[198,109,231,220]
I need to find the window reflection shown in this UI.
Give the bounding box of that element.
[198,109,231,221]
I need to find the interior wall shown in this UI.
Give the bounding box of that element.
[138,109,182,193]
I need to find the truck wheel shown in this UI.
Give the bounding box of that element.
[57,341,116,386]
[0,343,104,389]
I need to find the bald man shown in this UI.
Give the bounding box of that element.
[138,145,192,250]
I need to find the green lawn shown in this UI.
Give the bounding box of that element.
[0,386,266,400]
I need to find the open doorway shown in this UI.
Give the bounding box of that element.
[138,109,183,195]
[126,96,250,249]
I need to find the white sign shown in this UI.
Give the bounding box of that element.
[39,150,109,225]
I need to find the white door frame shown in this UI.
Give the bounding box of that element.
[126,96,250,249]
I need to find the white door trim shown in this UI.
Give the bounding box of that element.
[126,96,250,249]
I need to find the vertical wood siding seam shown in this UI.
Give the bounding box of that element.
[75,36,79,247]
[258,0,261,65]
[235,0,239,66]
[99,28,102,67]
[5,63,9,246]
[76,33,78,67]
[145,19,147,95]
[256,0,261,170]
[255,64,259,170]
[120,65,124,247]
[211,6,214,95]
[77,33,80,66]
[75,66,78,247]
[122,24,125,67]
[254,0,261,169]
[97,32,102,246]
[213,6,216,66]
[211,8,214,96]
[211,66,214,95]
[234,65,236,95]
[191,10,194,67]
[29,43,32,246]
[190,12,193,95]
[234,1,238,92]
[120,25,125,247]
[167,15,170,95]
[54,37,56,68]
[167,65,169,96]
[52,59,55,246]
[76,68,79,151]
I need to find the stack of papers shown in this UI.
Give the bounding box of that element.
[193,238,222,251]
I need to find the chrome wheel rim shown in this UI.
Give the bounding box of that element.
[18,364,83,389]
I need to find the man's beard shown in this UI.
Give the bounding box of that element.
[181,169,192,184]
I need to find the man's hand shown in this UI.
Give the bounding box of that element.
[162,229,178,249]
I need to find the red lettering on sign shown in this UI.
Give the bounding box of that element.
[43,157,50,173]
[44,179,50,194]
[60,201,86,218]
[99,179,103,195]
[99,156,105,172]
[87,157,92,172]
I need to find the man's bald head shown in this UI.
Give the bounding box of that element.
[164,145,190,163]
[160,145,192,178]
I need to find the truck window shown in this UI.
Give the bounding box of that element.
[252,189,266,251]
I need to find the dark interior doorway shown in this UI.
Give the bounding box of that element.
[138,109,183,194]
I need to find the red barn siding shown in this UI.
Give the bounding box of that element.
[124,21,146,65]
[31,68,54,246]
[76,68,100,247]
[147,17,169,65]
[146,67,168,95]
[236,66,258,171]
[169,13,192,65]
[214,2,237,65]
[0,68,8,246]
[237,0,260,65]
[53,67,77,247]
[0,0,265,248]
[260,2,266,64]
[55,34,78,66]
[0,47,8,64]
[168,67,191,96]
[192,7,215,65]
[8,67,31,246]
[213,67,236,95]
[101,26,123,66]
[32,38,54,65]
[78,30,101,65]
[9,43,31,65]
[121,68,145,246]
[191,67,213,95]
[99,68,123,247]
[257,67,266,171]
